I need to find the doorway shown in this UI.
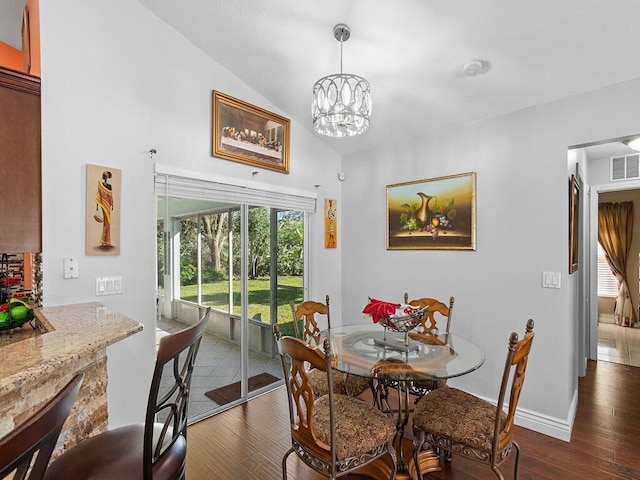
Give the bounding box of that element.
[155,172,314,422]
[593,188,640,367]
[581,140,640,368]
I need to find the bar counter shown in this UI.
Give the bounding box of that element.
[0,301,143,454]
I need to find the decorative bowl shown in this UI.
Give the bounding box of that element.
[379,305,428,333]
[363,297,429,333]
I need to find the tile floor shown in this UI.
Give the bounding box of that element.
[597,322,640,366]
[156,316,282,422]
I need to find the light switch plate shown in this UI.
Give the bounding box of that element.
[96,276,124,295]
[542,271,561,289]
[96,277,106,295]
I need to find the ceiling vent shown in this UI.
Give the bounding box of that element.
[611,154,640,181]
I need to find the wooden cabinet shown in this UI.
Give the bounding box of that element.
[0,66,41,253]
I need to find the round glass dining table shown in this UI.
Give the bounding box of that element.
[325,324,485,382]
[322,323,485,477]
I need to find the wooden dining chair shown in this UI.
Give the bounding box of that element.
[412,319,535,480]
[44,308,210,480]
[0,374,83,480]
[404,293,455,338]
[290,295,369,397]
[290,295,331,346]
[273,324,398,480]
[403,293,455,398]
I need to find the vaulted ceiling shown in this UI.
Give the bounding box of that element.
[3,1,640,158]
[136,0,640,157]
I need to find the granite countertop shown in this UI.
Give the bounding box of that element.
[0,302,143,395]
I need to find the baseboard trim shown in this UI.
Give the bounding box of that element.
[477,388,577,442]
[598,314,615,324]
[513,393,576,442]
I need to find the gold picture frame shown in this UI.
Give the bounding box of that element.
[387,172,476,250]
[86,164,121,256]
[569,174,579,273]
[212,91,290,173]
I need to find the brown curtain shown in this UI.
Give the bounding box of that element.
[598,202,636,327]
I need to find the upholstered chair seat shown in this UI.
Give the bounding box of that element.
[312,394,396,461]
[44,423,185,479]
[413,386,508,452]
[307,368,371,397]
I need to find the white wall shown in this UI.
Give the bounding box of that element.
[38,0,640,441]
[341,78,640,440]
[39,0,342,427]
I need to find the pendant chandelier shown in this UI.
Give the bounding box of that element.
[312,24,372,137]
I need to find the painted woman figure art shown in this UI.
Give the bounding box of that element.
[95,170,114,247]
[86,164,120,256]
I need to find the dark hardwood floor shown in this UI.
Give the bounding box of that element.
[186,360,640,479]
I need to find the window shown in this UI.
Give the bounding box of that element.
[597,243,618,297]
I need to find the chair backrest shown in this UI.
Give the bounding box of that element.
[144,307,210,478]
[0,374,83,480]
[273,325,336,463]
[404,293,455,336]
[493,319,535,454]
[289,295,330,346]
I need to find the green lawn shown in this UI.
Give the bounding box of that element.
[180,276,304,336]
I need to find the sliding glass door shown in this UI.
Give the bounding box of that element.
[156,183,308,421]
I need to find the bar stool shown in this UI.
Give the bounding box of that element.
[0,374,83,480]
[44,308,210,480]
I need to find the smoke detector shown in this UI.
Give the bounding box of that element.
[462,59,489,77]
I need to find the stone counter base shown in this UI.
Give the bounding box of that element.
[0,348,109,459]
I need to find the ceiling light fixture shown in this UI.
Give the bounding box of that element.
[623,138,640,151]
[312,24,372,137]
[462,60,484,77]
[461,59,490,77]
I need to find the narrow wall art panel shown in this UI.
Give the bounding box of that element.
[325,198,337,248]
[86,164,121,256]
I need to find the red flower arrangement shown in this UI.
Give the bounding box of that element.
[362,298,428,332]
[362,298,401,324]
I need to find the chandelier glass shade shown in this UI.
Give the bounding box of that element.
[312,24,372,137]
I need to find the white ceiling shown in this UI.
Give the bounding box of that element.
[3,1,640,158]
[135,0,640,157]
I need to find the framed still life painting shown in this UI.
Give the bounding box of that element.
[86,164,121,256]
[387,172,476,251]
[212,91,290,173]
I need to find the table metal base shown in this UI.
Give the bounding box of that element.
[344,438,441,479]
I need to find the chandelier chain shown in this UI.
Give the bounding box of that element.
[340,36,343,75]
